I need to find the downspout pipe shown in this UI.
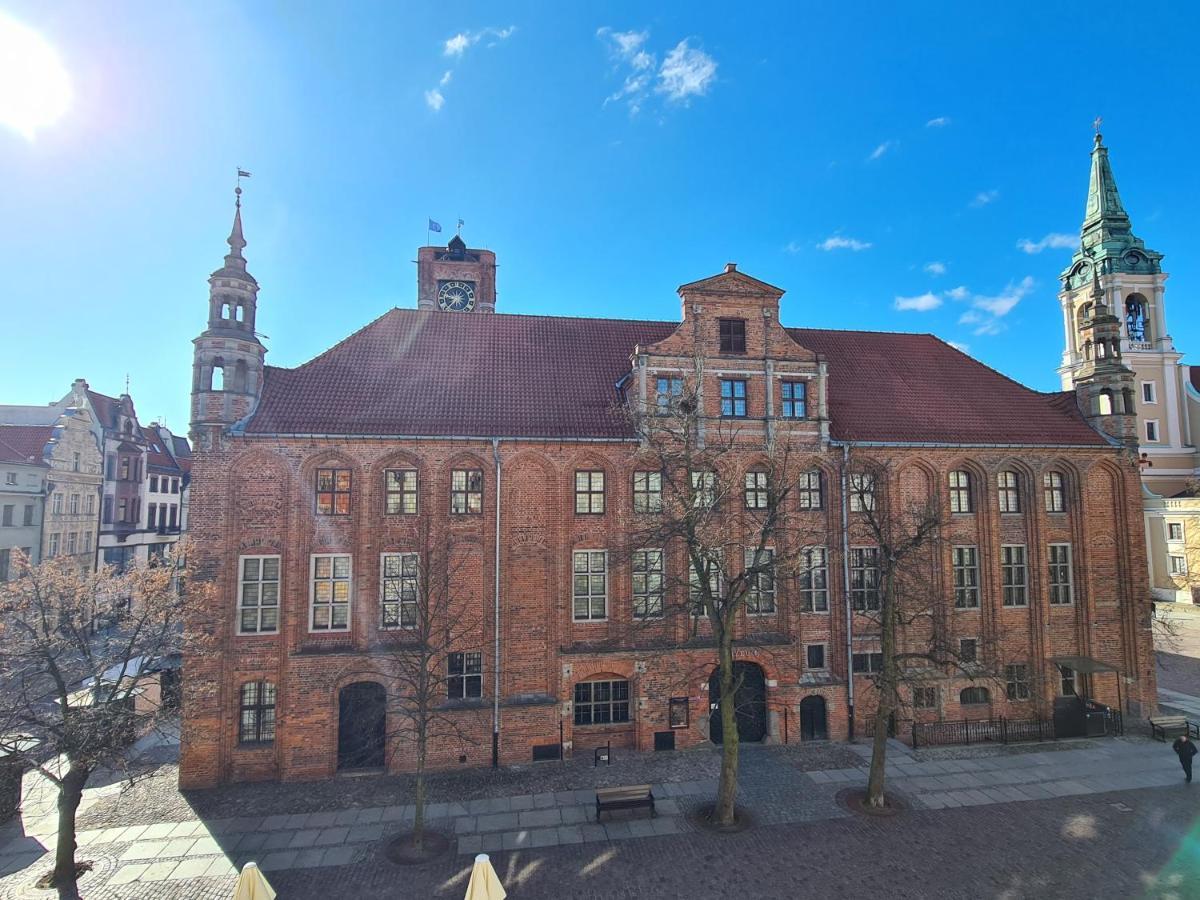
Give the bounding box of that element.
[841,443,854,741]
[492,438,502,768]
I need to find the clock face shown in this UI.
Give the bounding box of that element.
[437,280,476,312]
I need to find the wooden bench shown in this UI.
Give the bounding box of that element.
[1150,716,1199,742]
[595,784,655,821]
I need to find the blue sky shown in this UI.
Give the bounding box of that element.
[2,1,1199,431]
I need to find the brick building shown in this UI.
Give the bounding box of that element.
[181,199,1156,788]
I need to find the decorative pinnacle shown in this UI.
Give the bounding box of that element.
[1093,116,1103,146]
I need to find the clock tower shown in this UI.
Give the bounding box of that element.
[417,234,497,313]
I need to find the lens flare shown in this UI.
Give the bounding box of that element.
[0,12,72,141]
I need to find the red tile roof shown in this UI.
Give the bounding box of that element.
[243,308,1108,447]
[0,425,54,466]
[87,390,122,429]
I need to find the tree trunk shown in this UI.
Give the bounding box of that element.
[53,765,89,900]
[713,640,740,826]
[865,695,890,807]
[866,573,897,808]
[413,722,426,851]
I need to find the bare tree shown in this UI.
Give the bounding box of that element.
[0,546,198,899]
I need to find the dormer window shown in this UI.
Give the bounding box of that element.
[719,318,746,354]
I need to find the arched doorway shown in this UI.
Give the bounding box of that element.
[799,695,827,741]
[708,662,767,745]
[337,682,386,770]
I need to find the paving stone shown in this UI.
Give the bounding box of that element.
[167,857,214,880]
[116,824,150,843]
[454,817,477,835]
[347,824,385,843]
[579,824,607,842]
[425,803,448,819]
[120,840,169,862]
[262,831,295,850]
[234,832,269,852]
[553,791,577,805]
[108,864,149,886]
[138,822,179,841]
[289,829,321,849]
[321,845,358,867]
[603,822,632,840]
[559,806,590,825]
[163,837,198,857]
[556,825,584,845]
[260,850,300,871]
[379,806,409,822]
[293,848,329,869]
[529,827,560,847]
[204,856,239,878]
[627,819,657,838]
[656,798,680,815]
[333,810,360,826]
[476,812,519,832]
[651,818,683,835]
[501,830,531,850]
[315,827,350,846]
[140,860,180,882]
[574,788,596,804]
[262,814,292,830]
[96,826,128,844]
[285,813,311,829]
[226,816,265,833]
[509,795,535,811]
[357,807,384,824]
[533,792,558,809]
[479,833,503,852]
[307,811,340,828]
[75,829,104,846]
[518,808,561,828]
[457,835,482,856]
[188,836,224,856]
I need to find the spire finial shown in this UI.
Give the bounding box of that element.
[226,169,250,260]
[1093,116,1103,146]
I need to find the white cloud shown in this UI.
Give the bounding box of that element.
[894,292,942,312]
[950,277,1035,335]
[926,116,951,128]
[924,261,947,276]
[947,340,970,353]
[817,236,872,252]
[868,140,895,161]
[783,241,805,254]
[599,30,718,114]
[1017,233,1076,254]
[424,89,445,112]
[944,285,969,301]
[430,27,515,110]
[439,70,453,87]
[444,33,471,56]
[970,189,999,208]
[971,276,1033,318]
[657,40,717,102]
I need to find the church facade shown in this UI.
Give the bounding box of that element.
[181,194,1156,788]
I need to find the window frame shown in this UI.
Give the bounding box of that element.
[632,470,663,514]
[799,546,829,613]
[1000,544,1028,607]
[948,470,972,514]
[718,318,747,354]
[632,548,664,620]
[384,468,419,516]
[913,686,938,709]
[450,468,484,515]
[689,549,723,615]
[315,467,352,516]
[654,377,683,414]
[1146,419,1160,443]
[573,679,631,726]
[849,546,880,611]
[852,652,884,674]
[691,470,716,509]
[952,545,980,609]
[797,470,823,510]
[780,380,807,419]
[1142,381,1157,404]
[849,473,876,512]
[806,643,828,671]
[309,553,352,632]
[997,470,1021,514]
[744,471,768,510]
[1170,554,1188,576]
[1167,521,1185,543]
[1005,664,1031,701]
[574,470,606,515]
[1048,543,1074,605]
[380,551,419,629]
[448,651,483,700]
[238,680,277,744]
[960,686,990,706]
[744,546,776,615]
[959,638,978,664]
[1043,471,1066,513]
[720,378,748,417]
[572,549,608,622]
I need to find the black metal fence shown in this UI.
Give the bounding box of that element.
[912,716,1056,749]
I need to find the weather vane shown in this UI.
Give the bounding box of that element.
[236,167,251,203]
[1093,116,1102,135]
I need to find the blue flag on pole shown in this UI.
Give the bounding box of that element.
[428,218,442,233]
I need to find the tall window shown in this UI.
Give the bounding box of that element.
[85,494,94,515]
[1043,472,1066,513]
[1005,664,1030,701]
[719,318,746,353]
[238,681,276,744]
[1060,666,1077,696]
[850,547,880,611]
[744,471,768,509]
[450,469,483,514]
[310,554,351,631]
[632,471,662,513]
[0,505,11,526]
[655,377,683,413]
[849,473,875,512]
[66,533,77,554]
[1146,420,1159,442]
[72,452,80,472]
[798,470,822,509]
[150,476,159,493]
[720,379,747,417]
[952,546,980,609]
[23,504,34,525]
[691,471,716,508]
[381,552,418,628]
[0,549,8,583]
[689,551,722,613]
[69,493,80,515]
[1001,545,1027,607]
[1048,544,1073,604]
[575,471,606,514]
[574,679,630,725]
[745,548,776,614]
[148,503,157,529]
[52,493,63,515]
[238,555,280,633]
[948,471,972,513]
[384,469,418,515]
[959,638,977,663]
[47,533,60,557]
[315,468,352,515]
[448,652,483,700]
[102,496,113,525]
[1170,555,1188,575]
[799,547,829,612]
[572,550,608,621]
[781,381,806,419]
[997,471,1020,513]
[632,549,664,619]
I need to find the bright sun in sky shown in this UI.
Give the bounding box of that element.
[0,11,71,141]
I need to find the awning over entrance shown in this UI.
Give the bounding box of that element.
[1050,656,1119,675]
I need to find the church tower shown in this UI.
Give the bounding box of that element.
[416,233,497,313]
[190,186,265,449]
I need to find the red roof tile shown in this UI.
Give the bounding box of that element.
[0,425,54,466]
[243,309,1107,447]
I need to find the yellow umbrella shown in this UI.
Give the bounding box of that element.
[464,853,506,900]
[233,861,277,900]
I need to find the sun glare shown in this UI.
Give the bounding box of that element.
[0,12,72,141]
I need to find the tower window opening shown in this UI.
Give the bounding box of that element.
[235,303,244,323]
[211,360,226,391]
[1098,389,1113,415]
[1126,294,1149,342]
[221,302,232,320]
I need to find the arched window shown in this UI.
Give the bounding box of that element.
[948,470,972,513]
[1043,471,1066,513]
[1126,293,1149,341]
[997,471,1020,513]
[960,686,990,706]
[235,303,244,323]
[1083,340,1093,360]
[221,302,232,320]
[210,358,226,391]
[1098,389,1113,415]
[1122,388,1135,415]
[573,678,630,726]
[1076,302,1093,329]
[239,681,276,743]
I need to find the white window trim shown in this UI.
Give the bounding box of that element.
[572,548,608,623]
[631,547,664,620]
[1146,419,1160,443]
[1142,381,1157,404]
[1048,543,1074,606]
[1167,521,1186,544]
[744,546,777,616]
[1170,555,1188,576]
[309,552,352,633]
[237,554,281,636]
[799,545,830,614]
[379,551,419,630]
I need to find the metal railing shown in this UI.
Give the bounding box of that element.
[912,716,1056,749]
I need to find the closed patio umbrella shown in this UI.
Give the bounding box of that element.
[464,853,506,900]
[233,861,277,900]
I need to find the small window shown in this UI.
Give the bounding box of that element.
[1005,664,1030,701]
[849,547,880,611]
[85,494,94,515]
[632,471,662,513]
[315,468,352,516]
[575,471,606,515]
[149,475,158,492]
[744,471,768,509]
[806,643,827,670]
[744,547,776,614]
[655,377,683,413]
[781,381,806,419]
[1146,420,1160,442]
[1,505,12,527]
[71,452,80,472]
[1048,543,1073,605]
[573,679,630,725]
[381,552,419,628]
[952,546,980,609]
[669,696,689,728]
[448,652,483,700]
[1001,545,1027,607]
[948,471,972,513]
[914,687,937,709]
[960,686,989,706]
[798,470,823,509]
[852,652,884,674]
[572,550,608,621]
[450,469,483,514]
[799,547,829,612]
[1142,382,1157,404]
[849,473,875,512]
[997,471,1021,513]
[1043,472,1066,513]
[1060,666,1076,696]
[720,379,747,417]
[632,549,664,619]
[3,472,15,486]
[22,504,34,526]
[239,681,276,744]
[385,469,418,515]
[691,471,716,508]
[310,554,351,631]
[1170,555,1188,576]
[1168,522,1185,542]
[239,555,280,634]
[959,638,977,663]
[719,318,746,354]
